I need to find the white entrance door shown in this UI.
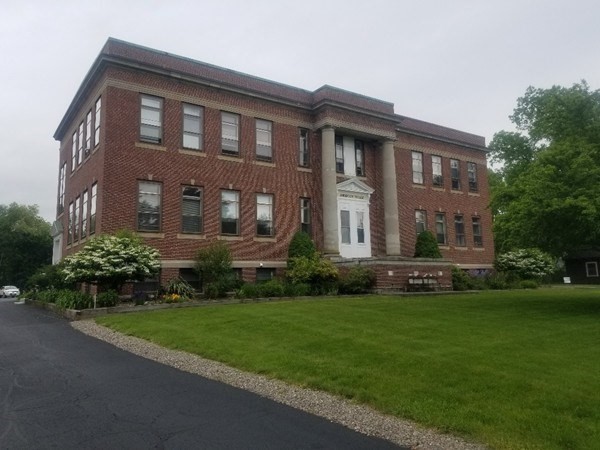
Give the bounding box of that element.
[337,178,374,259]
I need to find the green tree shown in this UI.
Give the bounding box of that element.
[414,230,442,258]
[489,81,600,256]
[61,233,160,291]
[0,203,52,287]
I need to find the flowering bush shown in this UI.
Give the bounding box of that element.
[495,248,555,280]
[62,233,160,291]
[162,293,182,303]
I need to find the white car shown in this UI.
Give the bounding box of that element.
[1,286,20,298]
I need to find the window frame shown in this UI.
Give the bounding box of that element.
[256,193,274,236]
[57,162,66,215]
[90,182,97,235]
[181,185,203,234]
[140,94,163,144]
[454,215,466,246]
[468,162,478,192]
[137,180,162,232]
[412,151,423,184]
[221,112,240,156]
[84,110,92,158]
[71,132,77,172]
[256,119,273,161]
[432,155,443,187]
[472,216,483,247]
[415,210,427,235]
[67,202,74,244]
[356,210,365,244]
[435,213,447,245]
[340,209,351,244]
[585,261,599,277]
[77,122,84,165]
[81,189,88,239]
[451,159,461,190]
[182,103,204,151]
[300,197,311,235]
[355,140,365,176]
[220,190,240,235]
[73,196,80,242]
[299,128,309,167]
[94,97,101,147]
[335,135,344,174]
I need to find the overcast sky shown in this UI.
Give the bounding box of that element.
[1,0,598,222]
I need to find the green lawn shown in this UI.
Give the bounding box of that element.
[96,288,600,449]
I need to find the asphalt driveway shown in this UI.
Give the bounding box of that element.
[0,298,403,449]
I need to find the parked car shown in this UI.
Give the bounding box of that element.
[0,286,20,298]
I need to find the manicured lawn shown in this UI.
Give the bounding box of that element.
[96,288,600,449]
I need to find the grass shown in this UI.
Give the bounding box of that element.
[96,288,600,449]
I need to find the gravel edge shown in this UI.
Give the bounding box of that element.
[71,320,486,450]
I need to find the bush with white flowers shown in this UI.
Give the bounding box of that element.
[62,233,160,291]
[495,248,555,280]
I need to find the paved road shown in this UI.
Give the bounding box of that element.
[0,299,404,449]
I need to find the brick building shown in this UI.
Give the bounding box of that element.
[52,38,494,290]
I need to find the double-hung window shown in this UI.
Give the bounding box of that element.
[94,97,101,146]
[256,194,274,236]
[451,159,461,190]
[90,183,97,235]
[432,155,443,187]
[299,128,309,167]
[71,132,77,172]
[74,196,80,242]
[81,190,88,239]
[355,140,365,176]
[335,135,344,173]
[221,112,240,155]
[221,190,240,234]
[57,162,66,214]
[256,119,272,161]
[182,104,203,150]
[412,151,423,184]
[182,186,203,233]
[454,215,466,246]
[300,198,311,235]
[415,210,427,235]
[472,217,483,247]
[85,111,92,158]
[340,210,351,244]
[356,211,365,244]
[586,262,599,277]
[468,162,478,191]
[77,122,84,165]
[435,213,447,245]
[138,181,161,232]
[67,202,74,244]
[140,95,163,144]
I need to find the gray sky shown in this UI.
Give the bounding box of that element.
[1,0,598,222]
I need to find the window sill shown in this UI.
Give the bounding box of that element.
[297,167,312,173]
[412,184,426,189]
[468,191,480,197]
[177,233,206,240]
[136,142,167,151]
[432,187,445,192]
[218,155,244,163]
[253,160,275,168]
[179,149,206,157]
[218,235,243,241]
[136,232,165,238]
[473,247,485,251]
[254,237,276,242]
[453,246,468,251]
[451,190,464,194]
[438,245,450,250]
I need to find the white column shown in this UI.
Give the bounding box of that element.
[381,139,401,255]
[321,126,339,255]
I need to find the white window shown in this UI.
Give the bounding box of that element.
[355,140,365,176]
[71,132,77,172]
[182,186,203,233]
[432,155,443,187]
[340,210,351,244]
[94,97,101,146]
[67,202,74,244]
[183,104,203,150]
[454,215,466,246]
[74,196,80,242]
[435,213,447,245]
[335,135,344,173]
[90,183,97,234]
[256,119,272,161]
[451,159,461,190]
[140,95,163,144]
[221,190,240,235]
[221,112,239,155]
[81,190,88,239]
[586,261,599,277]
[468,162,478,192]
[472,217,483,247]
[299,129,309,167]
[77,122,84,165]
[356,211,365,244]
[256,194,273,236]
[57,162,66,214]
[300,198,311,235]
[85,110,92,157]
[415,210,427,235]
[138,181,161,231]
[412,151,423,184]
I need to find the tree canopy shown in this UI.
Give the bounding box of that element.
[0,203,52,287]
[489,81,600,256]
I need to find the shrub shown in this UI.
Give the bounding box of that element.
[519,279,539,289]
[286,253,339,295]
[414,231,442,258]
[96,290,119,307]
[164,277,195,299]
[484,272,510,290]
[54,290,94,310]
[258,279,285,297]
[338,266,376,294]
[287,232,317,266]
[495,248,555,281]
[452,267,475,291]
[283,282,312,297]
[26,263,74,291]
[196,242,234,297]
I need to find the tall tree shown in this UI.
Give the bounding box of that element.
[489,81,600,256]
[0,203,52,287]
